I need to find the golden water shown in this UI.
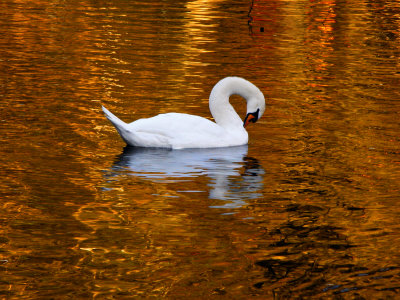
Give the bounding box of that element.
[1,0,400,298]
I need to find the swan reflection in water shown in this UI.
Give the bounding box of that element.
[108,145,264,212]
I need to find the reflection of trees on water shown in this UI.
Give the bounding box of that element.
[251,201,399,298]
[110,146,264,212]
[252,203,353,297]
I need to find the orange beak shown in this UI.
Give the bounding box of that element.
[244,114,257,127]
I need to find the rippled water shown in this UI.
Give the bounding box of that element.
[1,0,400,298]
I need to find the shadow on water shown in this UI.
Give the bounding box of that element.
[108,145,264,212]
[250,201,400,298]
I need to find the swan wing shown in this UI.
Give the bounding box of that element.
[128,113,232,149]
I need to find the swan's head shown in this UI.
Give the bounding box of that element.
[243,87,265,128]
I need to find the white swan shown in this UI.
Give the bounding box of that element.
[102,77,265,149]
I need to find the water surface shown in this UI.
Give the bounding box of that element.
[1,0,400,298]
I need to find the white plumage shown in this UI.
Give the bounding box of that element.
[102,77,265,149]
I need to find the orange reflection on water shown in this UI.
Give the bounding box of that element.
[305,0,336,85]
[1,0,400,298]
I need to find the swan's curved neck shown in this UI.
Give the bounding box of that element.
[209,77,256,129]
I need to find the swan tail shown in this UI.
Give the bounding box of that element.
[102,105,133,144]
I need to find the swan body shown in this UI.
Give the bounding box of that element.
[102,77,265,149]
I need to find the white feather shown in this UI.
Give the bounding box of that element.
[102,77,265,149]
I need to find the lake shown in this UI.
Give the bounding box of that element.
[1,0,400,298]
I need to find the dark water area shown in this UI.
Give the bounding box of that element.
[1,0,400,298]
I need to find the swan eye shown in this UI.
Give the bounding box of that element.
[243,109,260,127]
